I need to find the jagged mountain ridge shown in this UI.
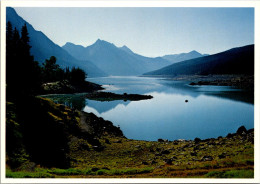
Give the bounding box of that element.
[62,40,171,76]
[6,7,107,77]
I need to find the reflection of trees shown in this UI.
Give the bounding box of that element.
[46,95,86,110]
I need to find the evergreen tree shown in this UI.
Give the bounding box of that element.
[70,67,86,84]
[6,21,13,51]
[6,22,42,100]
[6,22,14,90]
[42,56,61,82]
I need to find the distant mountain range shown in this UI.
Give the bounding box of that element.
[143,44,254,76]
[162,51,209,64]
[62,40,171,76]
[6,7,106,77]
[7,7,253,78]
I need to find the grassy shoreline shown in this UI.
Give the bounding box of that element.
[6,97,254,178]
[6,77,254,178]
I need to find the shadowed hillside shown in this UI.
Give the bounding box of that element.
[6,7,106,77]
[144,45,254,76]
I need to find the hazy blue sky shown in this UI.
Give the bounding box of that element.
[14,7,254,57]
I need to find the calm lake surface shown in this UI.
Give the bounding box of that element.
[48,76,254,141]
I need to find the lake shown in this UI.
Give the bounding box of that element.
[47,76,254,141]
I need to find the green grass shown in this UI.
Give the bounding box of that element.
[6,167,153,178]
[107,167,153,175]
[6,169,54,178]
[48,168,87,175]
[205,169,254,178]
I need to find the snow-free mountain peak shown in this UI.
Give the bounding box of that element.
[92,39,115,48]
[162,50,208,64]
[62,40,171,76]
[120,45,134,55]
[189,50,201,55]
[144,44,254,76]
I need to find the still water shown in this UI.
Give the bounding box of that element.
[49,76,254,141]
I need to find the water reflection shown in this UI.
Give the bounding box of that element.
[43,76,254,141]
[87,100,130,114]
[160,79,254,104]
[84,77,253,141]
[83,91,254,141]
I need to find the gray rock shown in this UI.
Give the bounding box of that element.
[201,155,213,161]
[236,126,247,135]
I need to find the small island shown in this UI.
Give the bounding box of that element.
[84,92,153,101]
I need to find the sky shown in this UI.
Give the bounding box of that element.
[14,7,254,57]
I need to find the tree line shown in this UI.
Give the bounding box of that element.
[6,21,87,101]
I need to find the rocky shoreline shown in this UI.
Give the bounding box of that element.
[189,75,254,90]
[6,78,254,178]
[6,96,254,178]
[144,74,254,91]
[41,80,104,94]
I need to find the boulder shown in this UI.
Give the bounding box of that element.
[236,126,247,135]
[113,140,122,143]
[201,155,213,161]
[226,133,235,138]
[158,138,168,142]
[194,137,201,143]
[247,128,254,133]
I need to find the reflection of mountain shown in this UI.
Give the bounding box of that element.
[86,99,130,114]
[159,80,253,104]
[89,77,253,106]
[204,91,254,105]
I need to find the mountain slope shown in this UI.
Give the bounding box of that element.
[6,7,106,77]
[63,40,171,76]
[162,50,209,64]
[143,45,254,76]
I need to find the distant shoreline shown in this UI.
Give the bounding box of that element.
[141,74,254,90]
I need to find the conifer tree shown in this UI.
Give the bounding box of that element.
[6,22,42,100]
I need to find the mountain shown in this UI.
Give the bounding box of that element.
[62,40,171,76]
[6,7,106,77]
[119,45,135,55]
[143,45,254,76]
[162,50,209,64]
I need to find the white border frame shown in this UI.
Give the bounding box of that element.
[1,0,260,183]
